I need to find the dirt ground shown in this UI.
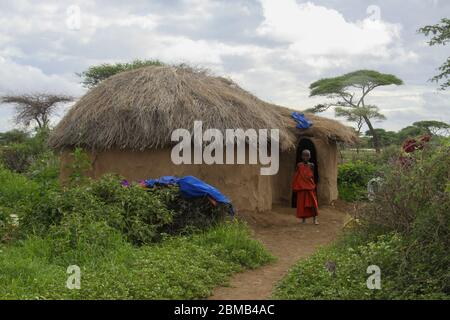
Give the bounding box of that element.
[208,204,348,300]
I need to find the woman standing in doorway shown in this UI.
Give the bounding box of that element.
[292,149,319,225]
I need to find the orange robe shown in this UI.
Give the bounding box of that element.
[292,163,319,218]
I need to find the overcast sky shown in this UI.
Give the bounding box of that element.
[0,0,449,133]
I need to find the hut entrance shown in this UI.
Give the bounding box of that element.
[291,138,319,208]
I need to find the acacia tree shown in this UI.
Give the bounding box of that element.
[309,70,403,153]
[335,105,386,135]
[335,105,386,153]
[419,18,450,90]
[412,120,450,136]
[1,93,73,129]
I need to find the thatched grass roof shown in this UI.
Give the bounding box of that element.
[49,65,357,151]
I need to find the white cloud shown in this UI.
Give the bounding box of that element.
[256,0,417,68]
[0,57,82,95]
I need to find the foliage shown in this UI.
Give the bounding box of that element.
[358,139,450,239]
[0,147,272,300]
[275,140,450,299]
[0,129,29,145]
[273,234,405,299]
[67,147,91,185]
[364,128,399,148]
[396,125,429,143]
[2,169,228,245]
[0,221,273,299]
[309,70,403,97]
[0,165,41,209]
[335,105,385,135]
[78,59,164,88]
[0,128,51,173]
[25,150,60,189]
[412,120,450,136]
[0,166,42,242]
[338,160,377,201]
[419,18,450,90]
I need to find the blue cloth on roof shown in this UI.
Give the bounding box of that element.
[291,112,313,129]
[143,175,234,215]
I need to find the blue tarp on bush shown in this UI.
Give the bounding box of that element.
[143,175,234,215]
[291,112,313,129]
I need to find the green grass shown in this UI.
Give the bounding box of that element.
[272,233,403,300]
[0,221,274,299]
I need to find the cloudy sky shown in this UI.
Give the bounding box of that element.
[0,0,449,132]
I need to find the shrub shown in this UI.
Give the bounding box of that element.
[0,129,29,145]
[360,139,450,236]
[338,160,377,201]
[16,173,228,245]
[0,143,36,173]
[0,165,39,203]
[0,128,50,173]
[25,150,60,189]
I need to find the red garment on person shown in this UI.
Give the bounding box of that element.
[292,162,319,218]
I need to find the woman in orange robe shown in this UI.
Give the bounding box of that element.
[292,149,319,225]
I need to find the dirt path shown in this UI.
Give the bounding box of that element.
[209,205,347,300]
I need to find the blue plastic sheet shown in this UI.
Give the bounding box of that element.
[143,176,178,188]
[143,175,234,215]
[291,112,313,129]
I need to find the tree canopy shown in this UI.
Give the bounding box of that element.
[418,18,450,90]
[309,70,403,98]
[412,120,450,136]
[78,59,164,88]
[335,105,386,134]
[308,69,403,153]
[1,93,73,129]
[364,128,398,148]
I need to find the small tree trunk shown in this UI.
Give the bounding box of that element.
[363,115,381,153]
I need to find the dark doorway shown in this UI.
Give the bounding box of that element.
[291,138,319,208]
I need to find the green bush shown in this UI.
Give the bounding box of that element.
[338,160,377,201]
[13,173,228,245]
[25,151,60,189]
[0,129,29,145]
[0,128,50,173]
[0,165,41,208]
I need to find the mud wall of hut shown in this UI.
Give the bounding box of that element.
[60,137,338,212]
[60,148,273,212]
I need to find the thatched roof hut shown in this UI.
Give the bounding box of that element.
[50,65,357,211]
